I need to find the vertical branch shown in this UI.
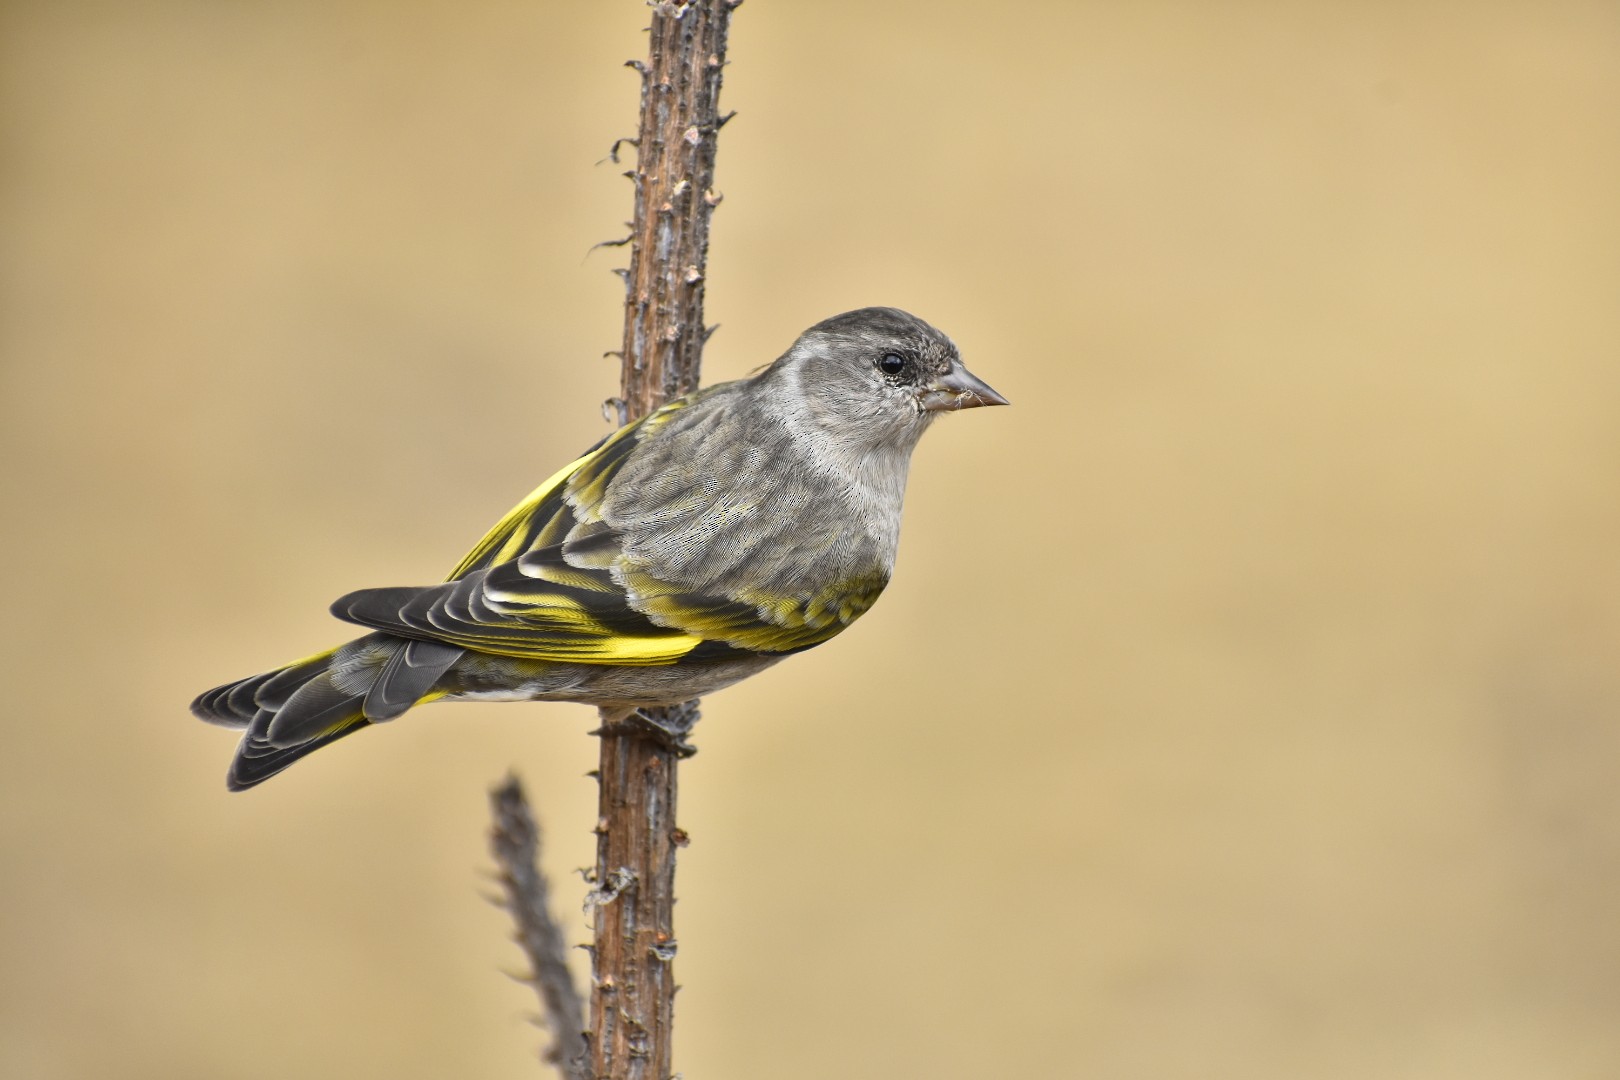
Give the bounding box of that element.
[590,4,737,1080]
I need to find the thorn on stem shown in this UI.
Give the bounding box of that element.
[600,137,639,165]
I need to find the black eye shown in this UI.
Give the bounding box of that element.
[877,353,906,377]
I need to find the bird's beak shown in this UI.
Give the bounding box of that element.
[917,362,1010,412]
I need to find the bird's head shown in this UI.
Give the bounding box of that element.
[765,307,1008,450]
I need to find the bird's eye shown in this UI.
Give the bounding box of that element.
[877,353,906,377]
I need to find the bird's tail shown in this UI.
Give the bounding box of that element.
[191,633,462,791]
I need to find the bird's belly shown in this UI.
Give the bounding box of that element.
[440,652,785,710]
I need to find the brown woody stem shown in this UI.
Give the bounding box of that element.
[588,4,736,1079]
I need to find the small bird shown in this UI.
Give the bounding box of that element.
[193,307,1006,790]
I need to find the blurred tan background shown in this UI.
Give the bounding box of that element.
[4,2,1619,1077]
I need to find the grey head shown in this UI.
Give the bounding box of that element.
[760,307,1008,452]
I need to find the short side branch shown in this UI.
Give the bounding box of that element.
[489,775,588,1080]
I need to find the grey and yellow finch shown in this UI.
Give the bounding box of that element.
[193,307,1007,790]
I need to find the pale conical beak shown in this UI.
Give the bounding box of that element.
[918,362,1010,412]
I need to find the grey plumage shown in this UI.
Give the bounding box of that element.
[193,307,1007,790]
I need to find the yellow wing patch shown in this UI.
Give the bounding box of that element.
[626,570,889,654]
[446,450,597,581]
[445,395,704,583]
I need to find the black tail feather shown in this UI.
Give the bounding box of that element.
[191,650,334,729]
[197,633,455,791]
[227,712,370,791]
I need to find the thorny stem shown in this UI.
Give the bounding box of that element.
[589,4,737,1080]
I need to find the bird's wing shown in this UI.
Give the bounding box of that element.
[441,398,670,582]
[331,393,886,664]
